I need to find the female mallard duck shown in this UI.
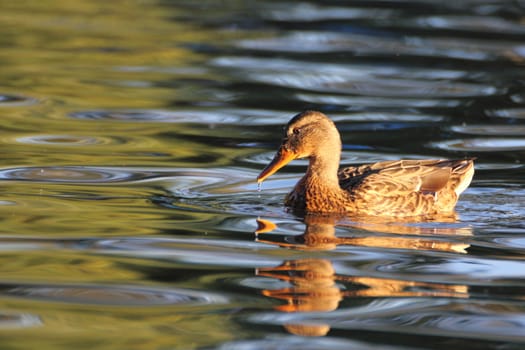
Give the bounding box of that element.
[257,111,474,217]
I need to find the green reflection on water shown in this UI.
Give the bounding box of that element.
[0,2,262,348]
[0,1,211,107]
[0,298,241,349]
[0,0,255,169]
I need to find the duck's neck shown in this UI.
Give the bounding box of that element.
[293,152,347,213]
[305,153,341,190]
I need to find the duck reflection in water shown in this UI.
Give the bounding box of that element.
[256,213,472,252]
[254,214,470,337]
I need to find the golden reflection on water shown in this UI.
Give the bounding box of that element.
[255,215,470,336]
[256,214,471,252]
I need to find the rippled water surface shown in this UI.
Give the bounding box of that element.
[1,1,524,349]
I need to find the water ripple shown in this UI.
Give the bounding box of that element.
[416,15,525,35]
[0,166,167,183]
[489,108,525,120]
[154,168,294,218]
[237,31,516,61]
[90,237,283,267]
[250,298,525,342]
[430,138,525,152]
[0,93,38,107]
[215,337,385,350]
[70,109,238,123]
[0,312,42,329]
[264,3,396,22]
[450,125,525,136]
[0,166,269,217]
[296,93,463,108]
[213,57,497,98]
[69,108,448,126]
[14,135,115,146]
[376,256,525,281]
[330,112,445,123]
[261,73,492,98]
[3,283,226,306]
[69,109,290,125]
[490,236,525,250]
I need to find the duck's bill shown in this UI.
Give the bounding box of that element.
[257,148,295,183]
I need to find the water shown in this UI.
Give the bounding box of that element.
[0,0,524,349]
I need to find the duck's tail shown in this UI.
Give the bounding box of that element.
[447,158,475,197]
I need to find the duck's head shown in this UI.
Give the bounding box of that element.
[257,110,341,184]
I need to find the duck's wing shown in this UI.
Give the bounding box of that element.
[339,159,473,192]
[338,159,474,215]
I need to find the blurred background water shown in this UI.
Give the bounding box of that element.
[0,0,524,349]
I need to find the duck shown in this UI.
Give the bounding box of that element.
[257,110,475,217]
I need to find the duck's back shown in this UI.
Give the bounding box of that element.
[338,159,475,216]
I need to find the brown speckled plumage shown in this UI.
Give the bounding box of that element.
[257,111,475,217]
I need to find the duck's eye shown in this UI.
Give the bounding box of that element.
[292,128,300,135]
